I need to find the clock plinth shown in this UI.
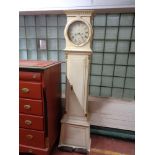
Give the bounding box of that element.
[59,10,93,153]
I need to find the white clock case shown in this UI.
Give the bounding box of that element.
[59,10,93,153]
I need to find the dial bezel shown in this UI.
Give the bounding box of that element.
[64,19,92,47]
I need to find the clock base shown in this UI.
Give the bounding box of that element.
[58,145,89,154]
[59,115,91,152]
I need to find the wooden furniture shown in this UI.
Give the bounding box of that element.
[19,60,61,155]
[59,10,93,153]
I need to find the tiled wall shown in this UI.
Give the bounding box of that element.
[19,13,135,100]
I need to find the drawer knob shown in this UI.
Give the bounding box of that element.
[25,120,32,125]
[32,74,37,79]
[21,88,29,93]
[28,149,33,153]
[26,134,33,140]
[24,104,31,110]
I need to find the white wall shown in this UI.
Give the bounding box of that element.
[19,0,134,12]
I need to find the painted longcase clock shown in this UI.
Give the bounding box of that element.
[59,10,94,153]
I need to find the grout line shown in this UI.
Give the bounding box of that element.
[34,16,38,60]
[99,14,107,96]
[23,16,28,60]
[110,13,121,97]
[122,15,135,98]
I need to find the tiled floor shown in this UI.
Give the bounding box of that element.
[53,134,135,155]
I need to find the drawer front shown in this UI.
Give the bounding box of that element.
[20,114,44,131]
[19,81,42,99]
[20,71,41,81]
[19,98,43,116]
[20,128,45,148]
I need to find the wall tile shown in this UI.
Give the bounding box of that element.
[19,27,25,38]
[47,15,57,26]
[102,76,113,87]
[93,27,105,39]
[105,27,118,39]
[48,51,58,61]
[90,75,101,86]
[90,86,100,96]
[92,53,103,64]
[125,78,135,89]
[58,15,67,26]
[59,51,65,61]
[36,15,46,26]
[114,66,126,77]
[36,27,46,38]
[27,50,37,60]
[120,14,134,26]
[117,41,130,52]
[19,16,24,26]
[107,14,119,26]
[112,88,123,98]
[102,65,114,76]
[101,87,111,96]
[48,39,58,50]
[93,40,104,52]
[27,39,36,49]
[58,27,65,38]
[61,84,66,93]
[26,27,36,38]
[116,54,128,65]
[131,27,135,40]
[113,77,125,88]
[19,50,27,60]
[119,27,132,40]
[104,41,116,52]
[128,54,135,65]
[61,62,66,73]
[94,15,106,26]
[126,66,135,77]
[91,64,102,75]
[130,41,135,52]
[103,53,115,64]
[19,39,26,49]
[25,16,35,26]
[47,27,57,38]
[61,73,66,83]
[37,51,47,60]
[59,39,66,50]
[123,89,135,99]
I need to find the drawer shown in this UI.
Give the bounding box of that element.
[20,114,44,131]
[20,128,45,148]
[19,98,43,116]
[19,81,42,99]
[20,71,41,81]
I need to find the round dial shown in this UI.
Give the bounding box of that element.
[68,21,89,46]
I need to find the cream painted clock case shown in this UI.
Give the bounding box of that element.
[59,10,94,153]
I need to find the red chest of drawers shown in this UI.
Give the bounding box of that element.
[19,60,61,155]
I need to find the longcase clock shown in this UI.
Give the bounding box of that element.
[59,10,94,153]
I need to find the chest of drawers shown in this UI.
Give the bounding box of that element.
[19,60,61,155]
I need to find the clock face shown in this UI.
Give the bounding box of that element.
[68,21,89,46]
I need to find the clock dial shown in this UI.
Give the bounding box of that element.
[68,21,89,46]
